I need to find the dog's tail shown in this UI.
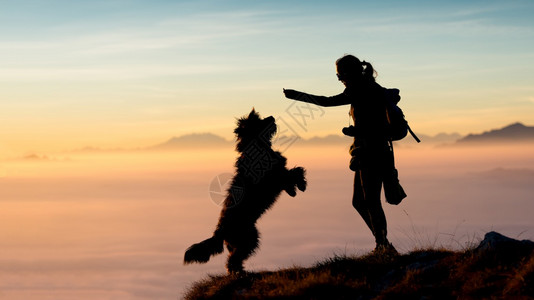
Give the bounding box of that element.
[184,234,224,265]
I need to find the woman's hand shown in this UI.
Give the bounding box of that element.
[283,88,299,99]
[284,89,301,100]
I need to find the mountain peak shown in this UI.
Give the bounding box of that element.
[503,122,526,130]
[457,122,534,144]
[151,133,231,150]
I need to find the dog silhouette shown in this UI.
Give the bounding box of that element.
[184,109,307,273]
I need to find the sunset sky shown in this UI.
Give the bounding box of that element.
[1,0,533,154]
[1,2,534,298]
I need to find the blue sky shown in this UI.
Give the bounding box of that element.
[0,0,533,152]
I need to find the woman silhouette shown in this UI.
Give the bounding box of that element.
[284,54,398,254]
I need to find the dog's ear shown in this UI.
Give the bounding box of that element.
[234,113,250,136]
[234,117,245,135]
[249,108,259,119]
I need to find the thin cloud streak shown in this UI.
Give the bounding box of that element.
[0,9,294,82]
[0,65,246,81]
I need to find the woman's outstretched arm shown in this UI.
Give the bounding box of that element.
[283,89,351,107]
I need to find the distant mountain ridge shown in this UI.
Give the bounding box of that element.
[398,132,462,145]
[66,122,533,153]
[146,122,534,150]
[149,133,230,150]
[456,122,534,144]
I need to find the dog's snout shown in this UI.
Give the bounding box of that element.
[265,116,276,131]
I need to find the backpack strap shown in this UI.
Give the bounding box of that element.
[407,124,421,143]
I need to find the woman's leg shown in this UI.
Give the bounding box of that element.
[352,170,374,235]
[352,167,389,246]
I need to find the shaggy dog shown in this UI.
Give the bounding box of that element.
[183,109,307,273]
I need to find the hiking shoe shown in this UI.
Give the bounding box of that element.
[372,242,399,257]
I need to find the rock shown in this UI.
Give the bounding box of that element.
[475,231,534,253]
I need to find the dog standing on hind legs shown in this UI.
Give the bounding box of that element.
[183,109,307,273]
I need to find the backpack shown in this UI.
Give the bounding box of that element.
[383,88,420,143]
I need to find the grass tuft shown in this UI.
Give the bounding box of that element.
[183,238,534,300]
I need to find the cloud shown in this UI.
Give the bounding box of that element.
[0,253,185,300]
[14,154,55,161]
[0,64,245,81]
[0,8,294,83]
[0,7,291,83]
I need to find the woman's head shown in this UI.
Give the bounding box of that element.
[335,54,376,86]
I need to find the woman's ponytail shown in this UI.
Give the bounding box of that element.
[361,60,377,82]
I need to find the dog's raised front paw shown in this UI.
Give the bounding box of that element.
[285,187,297,197]
[297,179,307,192]
[290,167,307,192]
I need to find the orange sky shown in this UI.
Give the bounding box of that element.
[1,1,533,156]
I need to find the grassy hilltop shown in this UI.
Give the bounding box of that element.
[184,232,534,299]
